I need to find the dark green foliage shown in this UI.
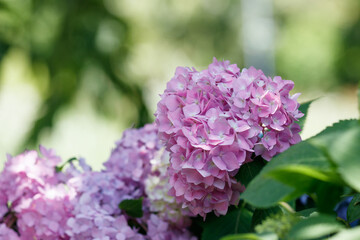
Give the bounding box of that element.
[347,194,360,224]
[119,197,144,218]
[201,207,252,240]
[251,207,282,230]
[337,15,360,85]
[236,157,266,187]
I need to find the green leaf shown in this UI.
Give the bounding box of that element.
[287,214,344,240]
[119,198,143,218]
[221,232,278,240]
[347,194,360,223]
[309,120,360,192]
[241,142,330,208]
[298,100,315,131]
[267,165,340,185]
[358,82,360,116]
[314,182,343,214]
[236,158,266,187]
[221,233,261,240]
[266,166,343,213]
[328,227,360,240]
[296,208,317,218]
[201,208,252,240]
[251,207,282,230]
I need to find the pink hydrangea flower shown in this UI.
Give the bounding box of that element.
[0,131,197,239]
[0,146,62,212]
[0,224,20,240]
[0,146,74,239]
[65,171,143,239]
[17,185,74,240]
[104,123,196,237]
[104,124,161,183]
[155,58,303,217]
[146,214,197,240]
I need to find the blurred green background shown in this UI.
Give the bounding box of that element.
[0,0,359,169]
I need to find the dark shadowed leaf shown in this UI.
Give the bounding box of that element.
[251,207,282,230]
[347,194,360,223]
[315,182,343,214]
[236,158,266,187]
[358,82,360,115]
[119,197,143,218]
[201,208,252,240]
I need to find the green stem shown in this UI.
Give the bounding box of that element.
[279,202,295,214]
[235,201,247,233]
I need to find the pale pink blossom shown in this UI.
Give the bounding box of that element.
[155,58,303,217]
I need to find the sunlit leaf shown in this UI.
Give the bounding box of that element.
[298,99,315,131]
[241,142,330,208]
[309,120,360,192]
[267,165,339,185]
[221,232,278,240]
[328,227,360,240]
[287,214,344,240]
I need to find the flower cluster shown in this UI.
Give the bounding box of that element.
[155,58,303,217]
[0,146,70,240]
[0,124,196,239]
[65,171,144,239]
[104,123,195,236]
[17,185,74,240]
[0,58,304,238]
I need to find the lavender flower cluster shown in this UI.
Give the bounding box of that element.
[155,58,303,217]
[0,124,196,240]
[0,58,303,238]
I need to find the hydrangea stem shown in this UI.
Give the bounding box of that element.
[279,202,295,214]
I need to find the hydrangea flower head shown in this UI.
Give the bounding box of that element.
[0,146,75,239]
[105,123,195,229]
[0,146,62,213]
[0,139,197,239]
[17,184,74,240]
[155,58,303,217]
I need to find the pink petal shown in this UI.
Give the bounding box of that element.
[183,103,200,118]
